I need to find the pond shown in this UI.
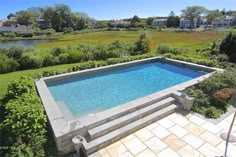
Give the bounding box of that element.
[0,40,50,48]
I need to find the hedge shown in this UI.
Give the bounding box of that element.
[162,53,217,67]
[0,77,47,157]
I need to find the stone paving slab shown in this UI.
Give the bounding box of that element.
[89,112,236,157]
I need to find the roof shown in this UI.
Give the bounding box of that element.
[153,19,167,22]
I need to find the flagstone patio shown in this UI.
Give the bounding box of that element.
[89,111,236,157]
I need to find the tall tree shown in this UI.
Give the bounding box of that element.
[167,11,180,28]
[221,8,227,15]
[7,13,15,20]
[131,15,140,23]
[181,6,207,28]
[16,10,37,26]
[220,32,236,63]
[146,17,154,26]
[206,10,222,24]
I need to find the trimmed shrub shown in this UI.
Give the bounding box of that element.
[0,77,47,157]
[38,70,61,78]
[43,28,56,35]
[68,61,97,72]
[1,93,47,157]
[4,77,35,101]
[162,53,217,67]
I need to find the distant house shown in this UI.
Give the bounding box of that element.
[110,20,131,27]
[152,19,167,26]
[212,16,236,28]
[36,18,51,29]
[180,17,207,29]
[8,16,17,21]
[180,18,191,28]
[0,20,4,26]
[0,24,27,32]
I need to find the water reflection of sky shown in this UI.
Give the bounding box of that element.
[0,40,49,48]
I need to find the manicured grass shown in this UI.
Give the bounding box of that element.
[0,62,88,99]
[36,31,224,51]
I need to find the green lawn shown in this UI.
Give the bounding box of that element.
[0,31,224,99]
[0,62,90,99]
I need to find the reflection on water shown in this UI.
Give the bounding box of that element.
[0,40,49,48]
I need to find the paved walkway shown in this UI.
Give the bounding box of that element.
[89,111,236,157]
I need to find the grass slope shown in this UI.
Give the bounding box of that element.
[0,62,87,99]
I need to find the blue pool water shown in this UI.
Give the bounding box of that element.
[48,61,205,117]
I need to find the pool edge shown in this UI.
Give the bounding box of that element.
[35,57,222,154]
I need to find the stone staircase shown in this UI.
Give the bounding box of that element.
[81,96,180,155]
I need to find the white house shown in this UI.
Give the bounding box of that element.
[36,18,51,29]
[0,24,27,32]
[180,17,208,29]
[180,18,191,28]
[110,20,131,27]
[0,20,4,26]
[152,19,167,26]
[212,16,236,28]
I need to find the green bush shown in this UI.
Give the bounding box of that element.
[157,44,186,55]
[1,93,47,157]
[216,54,229,62]
[43,53,58,66]
[157,44,172,54]
[0,53,19,73]
[220,32,236,63]
[51,47,67,56]
[0,77,47,157]
[19,55,44,69]
[69,61,97,72]
[7,46,24,60]
[205,106,223,119]
[63,27,74,34]
[4,77,35,101]
[162,53,217,67]
[133,32,151,54]
[38,70,61,78]
[43,28,56,35]
[67,49,82,63]
[3,32,16,38]
[185,68,236,118]
[35,28,56,36]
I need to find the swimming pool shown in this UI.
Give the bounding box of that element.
[47,61,206,117]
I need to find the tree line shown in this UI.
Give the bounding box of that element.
[4,4,94,32]
[3,5,236,31]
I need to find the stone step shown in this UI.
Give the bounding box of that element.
[88,97,175,140]
[83,104,179,155]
